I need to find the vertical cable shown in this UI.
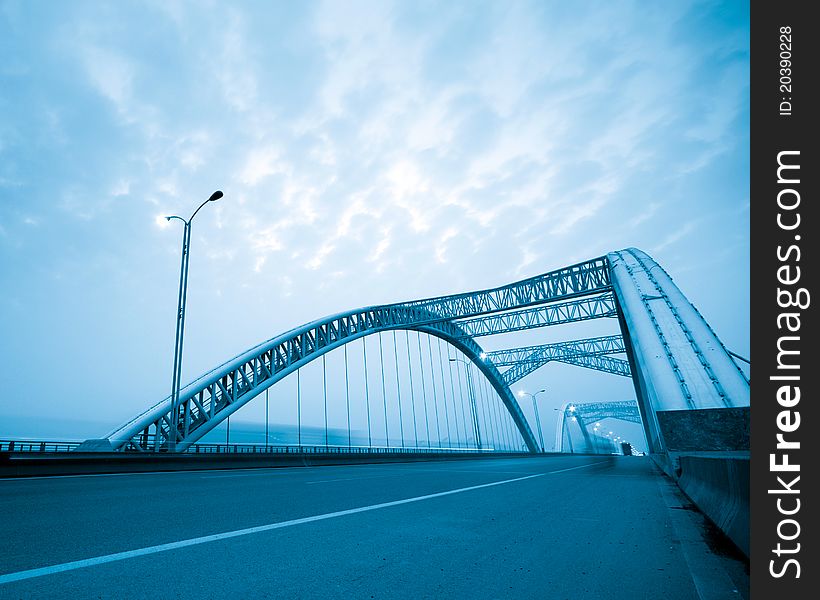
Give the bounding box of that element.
[344,343,351,449]
[504,404,514,451]
[417,332,431,448]
[470,365,486,448]
[509,408,519,451]
[485,377,500,450]
[392,331,405,449]
[449,346,467,447]
[487,377,501,451]
[323,353,328,449]
[463,363,477,448]
[436,338,452,448]
[379,332,389,447]
[363,337,372,449]
[297,368,301,447]
[499,388,512,451]
[477,373,491,449]
[405,331,418,448]
[492,381,509,451]
[428,336,442,447]
[474,365,491,450]
[265,388,269,449]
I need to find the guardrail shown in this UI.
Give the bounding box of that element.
[186,444,498,454]
[0,440,83,453]
[0,439,501,455]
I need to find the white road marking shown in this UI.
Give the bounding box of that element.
[0,460,607,585]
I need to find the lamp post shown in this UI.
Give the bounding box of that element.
[518,389,546,453]
[166,190,223,452]
[449,357,482,449]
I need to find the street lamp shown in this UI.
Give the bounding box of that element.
[166,190,223,452]
[449,357,482,449]
[517,389,546,453]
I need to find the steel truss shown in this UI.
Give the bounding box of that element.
[101,247,748,455]
[107,258,614,453]
[482,335,629,385]
[454,293,616,338]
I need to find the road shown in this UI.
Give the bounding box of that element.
[0,456,747,599]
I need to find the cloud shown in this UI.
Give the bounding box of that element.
[653,221,699,253]
[239,147,284,186]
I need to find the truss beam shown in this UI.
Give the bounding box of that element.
[454,293,617,338]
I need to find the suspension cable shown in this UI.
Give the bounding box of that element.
[417,332,431,448]
[323,354,328,449]
[379,332,389,447]
[428,335,442,447]
[437,337,453,448]
[405,331,418,448]
[392,331,405,449]
[363,337,372,448]
[344,343,351,449]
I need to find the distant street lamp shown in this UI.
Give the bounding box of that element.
[166,190,223,452]
[518,389,546,453]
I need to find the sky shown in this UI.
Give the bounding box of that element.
[0,0,749,448]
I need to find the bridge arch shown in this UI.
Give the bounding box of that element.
[101,248,748,456]
[106,306,539,452]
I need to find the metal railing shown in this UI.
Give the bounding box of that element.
[184,444,499,455]
[1,439,503,455]
[1,440,83,453]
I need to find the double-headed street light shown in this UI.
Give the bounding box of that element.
[518,389,546,453]
[166,190,223,452]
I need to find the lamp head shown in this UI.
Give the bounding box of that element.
[165,216,172,221]
[208,190,224,202]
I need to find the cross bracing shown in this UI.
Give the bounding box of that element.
[453,293,617,338]
[397,257,611,319]
[560,400,642,424]
[501,353,631,386]
[99,248,748,455]
[485,335,625,366]
[483,335,629,385]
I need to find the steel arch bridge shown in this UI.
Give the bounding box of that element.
[554,400,643,453]
[99,248,749,454]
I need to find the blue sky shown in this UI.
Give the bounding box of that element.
[0,0,749,445]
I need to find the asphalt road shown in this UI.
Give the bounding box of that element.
[0,456,747,599]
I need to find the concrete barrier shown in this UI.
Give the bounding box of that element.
[674,454,749,557]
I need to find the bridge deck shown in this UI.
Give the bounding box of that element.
[0,456,747,599]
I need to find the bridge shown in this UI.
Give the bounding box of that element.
[80,247,747,455]
[0,248,750,598]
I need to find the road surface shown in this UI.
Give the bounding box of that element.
[0,455,747,599]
